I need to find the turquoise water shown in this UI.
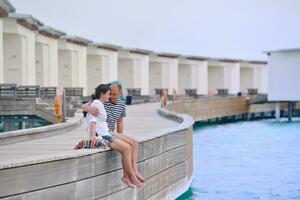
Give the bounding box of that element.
[0,115,51,133]
[177,119,300,200]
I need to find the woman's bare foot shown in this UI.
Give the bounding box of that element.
[135,172,144,183]
[122,176,136,188]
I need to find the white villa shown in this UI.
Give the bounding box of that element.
[0,0,268,98]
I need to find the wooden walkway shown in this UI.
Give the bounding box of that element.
[0,103,178,167]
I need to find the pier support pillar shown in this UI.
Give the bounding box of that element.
[275,102,280,121]
[3,121,15,132]
[288,101,293,122]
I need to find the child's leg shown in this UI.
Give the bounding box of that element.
[110,139,144,188]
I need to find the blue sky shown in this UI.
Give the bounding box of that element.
[10,0,300,60]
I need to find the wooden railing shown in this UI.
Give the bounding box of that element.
[185,89,197,96]
[127,88,141,96]
[0,85,83,100]
[154,88,168,96]
[0,84,17,99]
[64,87,83,97]
[167,97,300,122]
[40,87,57,98]
[16,86,40,99]
[248,88,258,95]
[217,88,229,96]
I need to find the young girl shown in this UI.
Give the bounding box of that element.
[85,84,144,188]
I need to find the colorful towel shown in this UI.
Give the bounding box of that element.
[74,139,110,150]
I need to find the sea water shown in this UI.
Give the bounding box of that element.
[177,118,300,200]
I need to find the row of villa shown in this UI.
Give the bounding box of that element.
[0,0,268,97]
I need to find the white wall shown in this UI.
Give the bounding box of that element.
[178,64,192,95]
[149,61,163,95]
[87,55,102,95]
[167,58,178,95]
[268,51,300,101]
[3,33,22,84]
[208,66,224,94]
[195,61,208,95]
[58,40,87,95]
[261,65,268,94]
[58,49,72,89]
[87,47,118,95]
[19,24,36,85]
[118,52,149,96]
[138,55,150,96]
[118,58,134,96]
[224,63,240,94]
[240,67,254,94]
[208,62,240,95]
[35,43,45,86]
[179,59,208,96]
[149,56,178,95]
[2,18,36,85]
[0,19,3,84]
[251,63,268,94]
[35,34,58,87]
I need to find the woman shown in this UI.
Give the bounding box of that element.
[85,84,144,188]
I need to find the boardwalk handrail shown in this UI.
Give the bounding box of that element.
[64,87,83,97]
[154,88,168,96]
[16,85,40,99]
[0,84,17,99]
[217,88,229,96]
[127,88,141,96]
[248,88,258,95]
[40,87,57,98]
[185,89,197,96]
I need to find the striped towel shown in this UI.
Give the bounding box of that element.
[74,139,110,150]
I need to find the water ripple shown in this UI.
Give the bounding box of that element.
[177,119,300,200]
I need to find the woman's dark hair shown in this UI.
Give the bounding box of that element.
[91,84,110,100]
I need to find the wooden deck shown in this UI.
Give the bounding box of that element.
[0,103,178,166]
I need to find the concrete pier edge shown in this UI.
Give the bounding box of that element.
[0,105,194,200]
[0,111,83,146]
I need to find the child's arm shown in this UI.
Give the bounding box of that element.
[89,122,97,140]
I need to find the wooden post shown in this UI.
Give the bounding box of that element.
[288,101,293,122]
[275,102,280,121]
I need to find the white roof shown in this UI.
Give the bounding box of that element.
[39,26,66,37]
[90,42,122,50]
[60,35,92,44]
[0,0,15,13]
[265,48,300,54]
[8,13,44,27]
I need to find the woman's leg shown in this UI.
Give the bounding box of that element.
[110,138,144,188]
[115,134,144,182]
